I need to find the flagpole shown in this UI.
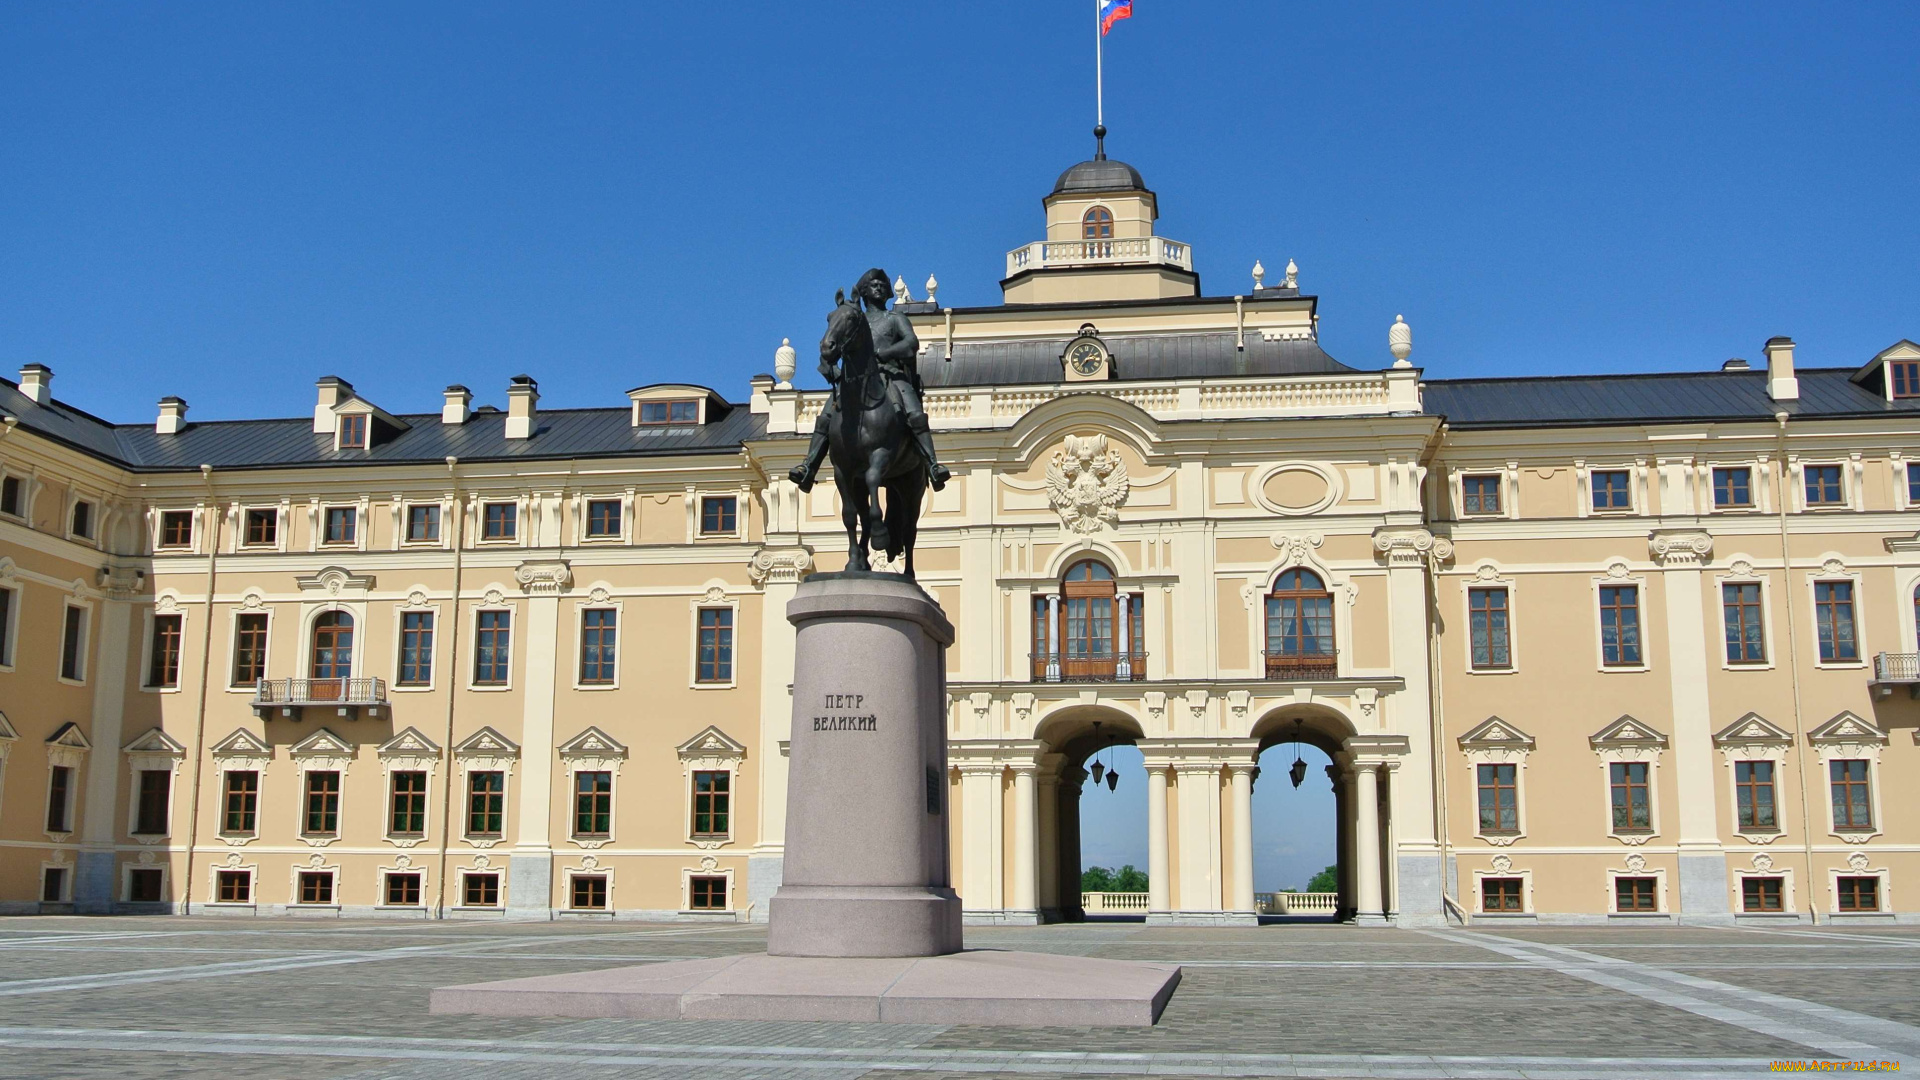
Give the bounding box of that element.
[1094,0,1104,138]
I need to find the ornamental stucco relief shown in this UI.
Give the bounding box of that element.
[1045,434,1129,533]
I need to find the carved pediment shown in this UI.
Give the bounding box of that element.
[1589,715,1669,752]
[289,727,354,759]
[454,726,520,758]
[1458,716,1536,752]
[676,725,746,762]
[1713,712,1793,748]
[378,727,442,759]
[0,710,16,743]
[46,722,92,751]
[296,566,374,597]
[211,728,272,760]
[558,726,627,760]
[1807,711,1887,748]
[122,728,186,756]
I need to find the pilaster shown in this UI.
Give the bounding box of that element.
[74,568,139,912]
[745,544,812,921]
[1648,529,1729,919]
[1369,526,1449,922]
[506,559,569,918]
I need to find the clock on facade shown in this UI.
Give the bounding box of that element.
[1063,334,1109,380]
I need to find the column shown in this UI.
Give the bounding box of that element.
[1329,764,1352,915]
[747,545,811,921]
[1146,762,1170,915]
[1116,593,1131,680]
[1045,594,1060,681]
[1353,762,1386,925]
[74,577,136,912]
[1011,764,1038,920]
[1172,761,1223,918]
[1228,763,1256,915]
[1059,766,1086,921]
[1036,757,1061,919]
[957,762,1002,917]
[507,560,570,918]
[1368,526,1451,924]
[1650,530,1729,919]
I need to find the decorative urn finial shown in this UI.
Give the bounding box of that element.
[1252,260,1265,290]
[893,275,911,305]
[1389,315,1413,368]
[925,273,939,306]
[774,337,797,388]
[1283,259,1299,290]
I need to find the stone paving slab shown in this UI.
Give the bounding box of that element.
[0,916,1906,1077]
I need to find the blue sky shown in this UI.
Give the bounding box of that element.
[3,3,1916,423]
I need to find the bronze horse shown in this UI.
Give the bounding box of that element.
[816,291,929,578]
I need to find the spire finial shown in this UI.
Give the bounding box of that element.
[1094,123,1107,161]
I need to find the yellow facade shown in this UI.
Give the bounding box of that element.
[1,158,1916,926]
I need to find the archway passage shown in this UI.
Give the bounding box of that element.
[1034,707,1146,922]
[1250,708,1356,923]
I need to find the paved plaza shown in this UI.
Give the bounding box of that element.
[0,917,1913,1079]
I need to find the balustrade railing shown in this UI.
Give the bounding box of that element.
[253,677,388,709]
[1031,650,1149,684]
[1264,651,1340,681]
[1082,891,1150,913]
[1255,891,1339,915]
[1873,651,1920,683]
[1005,235,1192,276]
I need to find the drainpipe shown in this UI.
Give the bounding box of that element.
[1423,423,1462,924]
[1234,295,1246,352]
[1774,414,1820,925]
[179,465,221,914]
[432,457,465,918]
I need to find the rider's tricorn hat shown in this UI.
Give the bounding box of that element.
[855,267,891,296]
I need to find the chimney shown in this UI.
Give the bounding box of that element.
[156,397,189,435]
[442,384,471,425]
[314,376,353,433]
[18,364,52,405]
[1765,337,1798,401]
[505,375,539,440]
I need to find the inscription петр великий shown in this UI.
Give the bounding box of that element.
[813,692,877,732]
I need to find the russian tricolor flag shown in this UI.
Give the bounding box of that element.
[1099,0,1132,35]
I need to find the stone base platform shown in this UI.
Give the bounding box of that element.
[431,949,1181,1027]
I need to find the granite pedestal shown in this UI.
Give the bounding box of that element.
[433,573,1180,1026]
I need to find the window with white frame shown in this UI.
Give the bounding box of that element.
[69,499,95,540]
[1589,717,1667,840]
[474,609,512,686]
[0,473,24,518]
[1597,584,1642,668]
[1711,466,1754,509]
[1804,712,1886,841]
[1591,469,1633,512]
[584,498,622,540]
[59,602,88,682]
[0,582,17,668]
[1456,717,1534,844]
[1803,464,1845,508]
[1813,579,1859,663]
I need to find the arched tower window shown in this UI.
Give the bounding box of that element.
[1082,206,1114,240]
[1265,569,1336,679]
[310,611,355,691]
[1031,559,1143,682]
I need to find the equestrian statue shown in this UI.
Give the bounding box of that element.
[788,267,950,579]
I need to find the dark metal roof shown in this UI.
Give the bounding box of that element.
[1423,368,1920,428]
[0,377,765,473]
[1052,157,1148,196]
[917,332,1358,388]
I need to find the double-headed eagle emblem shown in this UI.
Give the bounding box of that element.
[1045,434,1130,533]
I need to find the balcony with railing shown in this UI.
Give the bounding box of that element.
[1005,235,1192,277]
[253,677,389,719]
[1255,892,1340,916]
[1265,650,1340,681]
[1871,652,1920,697]
[1031,650,1149,684]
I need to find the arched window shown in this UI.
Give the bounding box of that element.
[310,611,355,690]
[1082,206,1114,240]
[1265,569,1336,679]
[1032,560,1143,682]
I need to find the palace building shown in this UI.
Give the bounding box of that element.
[1,145,1917,926]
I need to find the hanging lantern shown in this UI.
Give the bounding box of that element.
[1107,768,1119,791]
[1090,760,1106,785]
[1289,717,1307,788]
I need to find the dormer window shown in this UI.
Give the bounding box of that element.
[1082,206,1113,240]
[337,414,367,449]
[639,400,699,426]
[1892,360,1920,399]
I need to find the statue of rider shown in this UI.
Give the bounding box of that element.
[788,267,950,493]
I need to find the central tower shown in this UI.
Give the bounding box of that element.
[1001,131,1200,304]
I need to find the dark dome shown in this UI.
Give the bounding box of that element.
[1052,157,1148,195]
